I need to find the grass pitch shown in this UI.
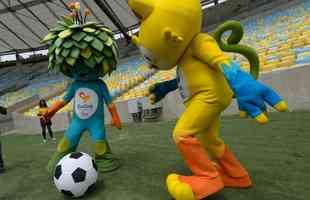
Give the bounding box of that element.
[0,111,309,200]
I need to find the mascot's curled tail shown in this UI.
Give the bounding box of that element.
[213,20,260,79]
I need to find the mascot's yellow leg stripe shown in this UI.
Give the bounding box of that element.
[48,138,73,175]
[94,140,108,156]
[57,138,70,152]
[166,174,196,200]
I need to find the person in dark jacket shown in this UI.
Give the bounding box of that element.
[0,105,7,173]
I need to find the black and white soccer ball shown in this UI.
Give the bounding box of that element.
[53,152,98,198]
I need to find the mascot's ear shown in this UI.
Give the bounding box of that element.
[163,28,184,44]
[128,0,154,20]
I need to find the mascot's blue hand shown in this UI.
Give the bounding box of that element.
[148,79,178,104]
[221,61,288,124]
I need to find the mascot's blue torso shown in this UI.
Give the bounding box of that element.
[65,79,111,122]
[62,64,113,144]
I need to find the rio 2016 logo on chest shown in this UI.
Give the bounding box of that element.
[75,88,99,119]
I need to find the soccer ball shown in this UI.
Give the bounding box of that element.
[53,152,98,198]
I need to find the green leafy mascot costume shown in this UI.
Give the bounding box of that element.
[42,2,122,175]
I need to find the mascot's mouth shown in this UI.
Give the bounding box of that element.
[150,64,158,69]
[143,55,159,70]
[144,55,152,63]
[140,46,156,65]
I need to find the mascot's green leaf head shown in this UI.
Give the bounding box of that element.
[41,2,119,81]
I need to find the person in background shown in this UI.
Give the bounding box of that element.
[137,100,143,122]
[0,105,7,173]
[37,99,55,143]
[128,99,140,122]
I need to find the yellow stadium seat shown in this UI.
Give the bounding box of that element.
[281,55,296,61]
[263,63,278,72]
[279,60,295,68]
[292,41,305,48]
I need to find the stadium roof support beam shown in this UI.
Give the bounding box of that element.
[0,20,33,50]
[0,0,56,15]
[0,38,15,50]
[58,0,71,12]
[16,0,50,30]
[43,1,60,20]
[0,1,42,40]
[93,0,131,42]
[0,45,48,56]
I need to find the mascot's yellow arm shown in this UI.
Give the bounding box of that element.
[192,34,231,68]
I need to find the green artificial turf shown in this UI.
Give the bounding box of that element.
[0,111,309,200]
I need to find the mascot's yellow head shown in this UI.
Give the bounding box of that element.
[128,0,202,70]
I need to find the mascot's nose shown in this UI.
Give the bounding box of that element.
[151,65,159,70]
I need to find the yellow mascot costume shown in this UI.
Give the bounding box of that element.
[128,0,288,199]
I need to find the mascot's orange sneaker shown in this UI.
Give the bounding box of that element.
[167,173,223,200]
[215,146,252,188]
[167,136,224,200]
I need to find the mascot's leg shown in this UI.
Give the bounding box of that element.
[93,140,120,172]
[46,119,83,175]
[89,120,120,172]
[167,99,224,200]
[199,117,252,188]
[216,146,252,188]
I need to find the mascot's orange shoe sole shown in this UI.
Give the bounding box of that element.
[167,173,224,200]
[216,166,252,188]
